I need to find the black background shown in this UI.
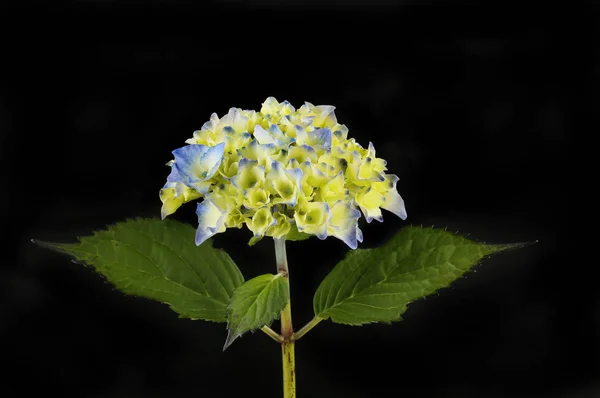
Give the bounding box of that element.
[0,1,587,397]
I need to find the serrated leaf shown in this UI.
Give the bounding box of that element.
[33,218,244,322]
[224,273,289,350]
[314,226,530,325]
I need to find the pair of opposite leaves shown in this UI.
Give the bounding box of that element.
[34,218,528,349]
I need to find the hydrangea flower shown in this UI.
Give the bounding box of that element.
[160,97,407,249]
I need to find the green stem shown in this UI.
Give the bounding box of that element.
[282,338,295,398]
[274,237,295,398]
[261,325,283,343]
[292,317,323,341]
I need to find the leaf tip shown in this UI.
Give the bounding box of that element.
[223,330,239,351]
[490,240,538,253]
[31,238,63,252]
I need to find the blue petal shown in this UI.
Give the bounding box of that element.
[308,128,332,149]
[172,143,225,185]
[268,124,292,145]
[313,105,337,126]
[315,203,330,240]
[238,157,258,169]
[199,142,226,179]
[364,212,383,224]
[286,167,303,189]
[301,115,315,126]
[328,201,361,249]
[232,158,264,193]
[253,125,275,145]
[381,175,407,220]
[356,226,364,243]
[301,144,318,160]
[195,199,228,246]
[367,142,376,157]
[268,124,284,137]
[333,125,349,140]
[367,142,387,167]
[220,108,249,133]
[166,163,184,183]
[237,139,276,161]
[268,162,303,206]
[295,125,308,143]
[201,112,220,131]
[270,159,284,175]
[173,144,210,169]
[315,229,328,240]
[252,124,295,148]
[189,180,213,195]
[337,225,358,249]
[289,144,318,164]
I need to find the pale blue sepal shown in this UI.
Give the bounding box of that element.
[198,142,226,179]
[314,227,329,240]
[356,226,364,244]
[363,211,384,224]
[268,124,295,147]
[335,224,359,249]
[268,161,303,206]
[195,198,228,246]
[237,139,276,161]
[295,125,308,144]
[381,174,407,220]
[253,125,275,145]
[172,143,225,185]
[286,167,303,190]
[220,108,249,133]
[328,201,362,249]
[254,124,295,148]
[308,128,332,149]
[189,180,213,195]
[166,164,184,183]
[295,202,329,241]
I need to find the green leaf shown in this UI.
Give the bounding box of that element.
[33,218,244,323]
[224,273,289,350]
[314,226,531,325]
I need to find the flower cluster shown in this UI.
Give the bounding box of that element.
[160,97,406,249]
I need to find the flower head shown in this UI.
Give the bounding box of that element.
[160,97,407,249]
